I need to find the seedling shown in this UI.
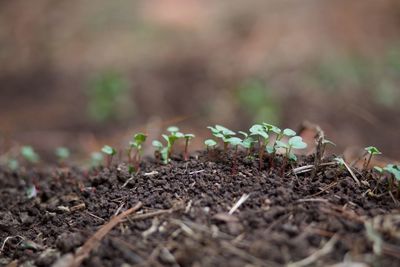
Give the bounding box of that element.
[90,152,103,168]
[207,125,236,152]
[128,133,147,171]
[276,136,307,174]
[249,124,269,169]
[276,136,308,162]
[21,146,40,164]
[204,139,217,158]
[101,145,117,168]
[227,137,243,174]
[238,131,256,156]
[163,126,184,155]
[55,147,70,165]
[364,146,382,170]
[334,157,346,170]
[383,164,400,196]
[152,140,169,164]
[183,134,195,161]
[8,159,19,171]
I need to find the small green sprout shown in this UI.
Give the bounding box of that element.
[239,131,256,156]
[249,124,269,169]
[128,133,147,171]
[204,139,217,149]
[334,157,346,168]
[55,147,70,164]
[262,123,282,154]
[101,145,117,168]
[90,152,103,168]
[383,164,400,196]
[227,137,243,174]
[183,134,195,161]
[207,125,236,152]
[276,136,307,162]
[364,146,382,170]
[8,159,19,171]
[384,164,400,180]
[152,140,169,164]
[163,126,184,155]
[21,146,40,164]
[373,166,383,174]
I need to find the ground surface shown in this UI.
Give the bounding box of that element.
[1,152,400,267]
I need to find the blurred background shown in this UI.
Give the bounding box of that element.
[1,0,400,160]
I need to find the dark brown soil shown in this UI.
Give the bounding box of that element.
[1,151,399,267]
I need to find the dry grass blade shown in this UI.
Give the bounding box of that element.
[67,202,142,267]
[229,194,250,215]
[342,161,361,186]
[287,235,338,267]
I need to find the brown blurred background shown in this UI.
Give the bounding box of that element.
[0,0,400,159]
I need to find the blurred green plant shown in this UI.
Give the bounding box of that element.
[235,80,280,124]
[87,71,132,122]
[21,146,40,164]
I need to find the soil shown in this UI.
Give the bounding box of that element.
[1,151,399,267]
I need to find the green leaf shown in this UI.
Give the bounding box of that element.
[263,123,281,134]
[283,128,296,137]
[365,146,382,155]
[275,140,288,149]
[289,153,297,161]
[215,125,235,136]
[384,164,400,181]
[134,133,147,144]
[8,159,19,171]
[174,132,185,138]
[162,134,170,142]
[238,131,248,138]
[249,124,268,139]
[242,136,256,149]
[334,157,345,166]
[90,152,103,167]
[374,166,383,173]
[227,137,242,146]
[204,139,217,147]
[167,126,179,133]
[55,147,70,160]
[152,140,163,150]
[101,145,116,156]
[289,136,307,150]
[21,146,40,163]
[184,134,195,139]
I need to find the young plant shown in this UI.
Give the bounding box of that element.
[183,134,195,161]
[207,125,236,152]
[262,123,281,154]
[101,145,117,168]
[383,164,400,196]
[204,139,217,158]
[55,147,70,165]
[90,152,104,168]
[128,133,147,171]
[21,146,40,164]
[276,136,307,174]
[276,136,308,162]
[226,137,243,174]
[364,146,382,170]
[163,126,184,156]
[249,124,269,169]
[152,140,169,164]
[238,131,256,156]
